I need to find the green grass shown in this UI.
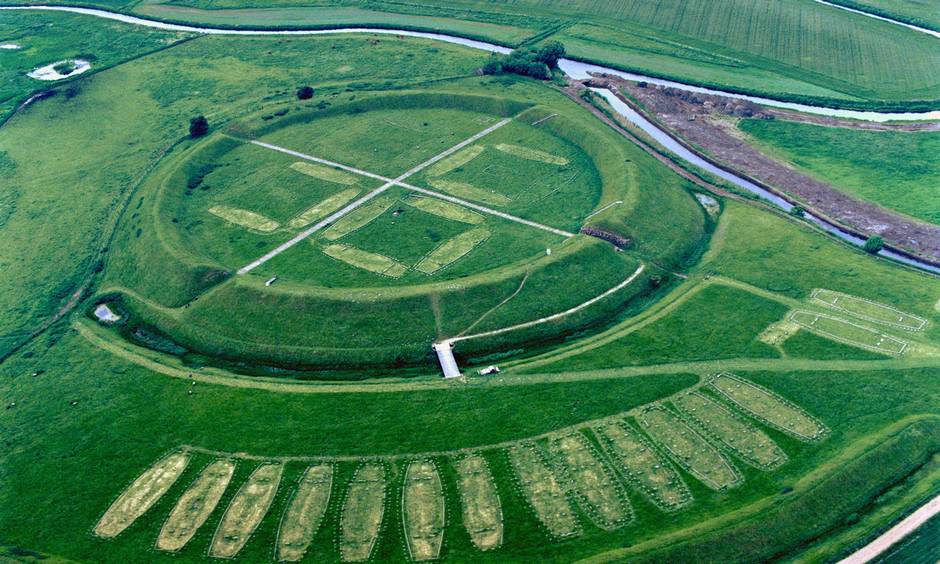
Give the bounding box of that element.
[699,201,940,342]
[114,238,641,370]
[86,0,940,109]
[824,0,940,32]
[539,284,784,372]
[133,1,544,45]
[4,8,940,563]
[3,314,940,562]
[738,119,940,225]
[0,11,192,120]
[781,330,889,361]
[599,417,940,563]
[101,77,702,372]
[0,30,491,357]
[337,202,471,266]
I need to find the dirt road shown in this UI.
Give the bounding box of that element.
[838,494,940,563]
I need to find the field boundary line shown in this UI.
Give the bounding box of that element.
[810,288,927,331]
[238,118,512,274]
[788,310,909,355]
[247,137,576,239]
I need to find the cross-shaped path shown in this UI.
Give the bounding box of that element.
[238,118,576,274]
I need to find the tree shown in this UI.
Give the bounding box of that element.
[481,57,503,75]
[864,235,884,254]
[296,85,315,100]
[478,42,564,80]
[789,205,805,218]
[535,40,565,69]
[189,115,209,138]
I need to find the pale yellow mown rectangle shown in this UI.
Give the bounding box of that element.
[402,461,445,561]
[405,195,484,224]
[209,205,280,232]
[322,196,395,241]
[426,144,485,177]
[322,244,408,278]
[427,179,511,207]
[455,455,503,551]
[277,465,333,562]
[288,189,360,229]
[290,161,359,185]
[94,452,190,539]
[416,228,490,274]
[495,143,569,165]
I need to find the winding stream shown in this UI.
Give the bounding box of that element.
[4,4,939,274]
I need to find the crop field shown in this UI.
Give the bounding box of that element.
[593,422,692,512]
[4,5,940,564]
[636,407,742,491]
[672,392,787,470]
[402,461,445,561]
[544,432,632,530]
[507,445,580,539]
[276,465,333,562]
[824,0,940,31]
[78,0,940,108]
[709,374,829,441]
[454,455,503,552]
[738,119,940,225]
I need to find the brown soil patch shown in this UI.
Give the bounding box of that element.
[595,76,940,261]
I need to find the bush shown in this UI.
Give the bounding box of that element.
[789,205,805,218]
[863,235,884,254]
[189,115,209,138]
[479,42,565,81]
[53,61,77,75]
[296,85,315,100]
[481,57,503,75]
[535,40,565,69]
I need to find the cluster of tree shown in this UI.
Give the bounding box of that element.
[189,115,209,138]
[481,41,565,80]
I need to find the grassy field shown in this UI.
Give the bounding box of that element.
[537,283,786,372]
[84,0,940,109]
[7,1,940,109]
[739,119,940,225]
[825,0,940,31]
[2,6,940,564]
[0,10,192,120]
[0,20,493,359]
[99,78,703,372]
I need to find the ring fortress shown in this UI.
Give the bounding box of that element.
[99,90,706,377]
